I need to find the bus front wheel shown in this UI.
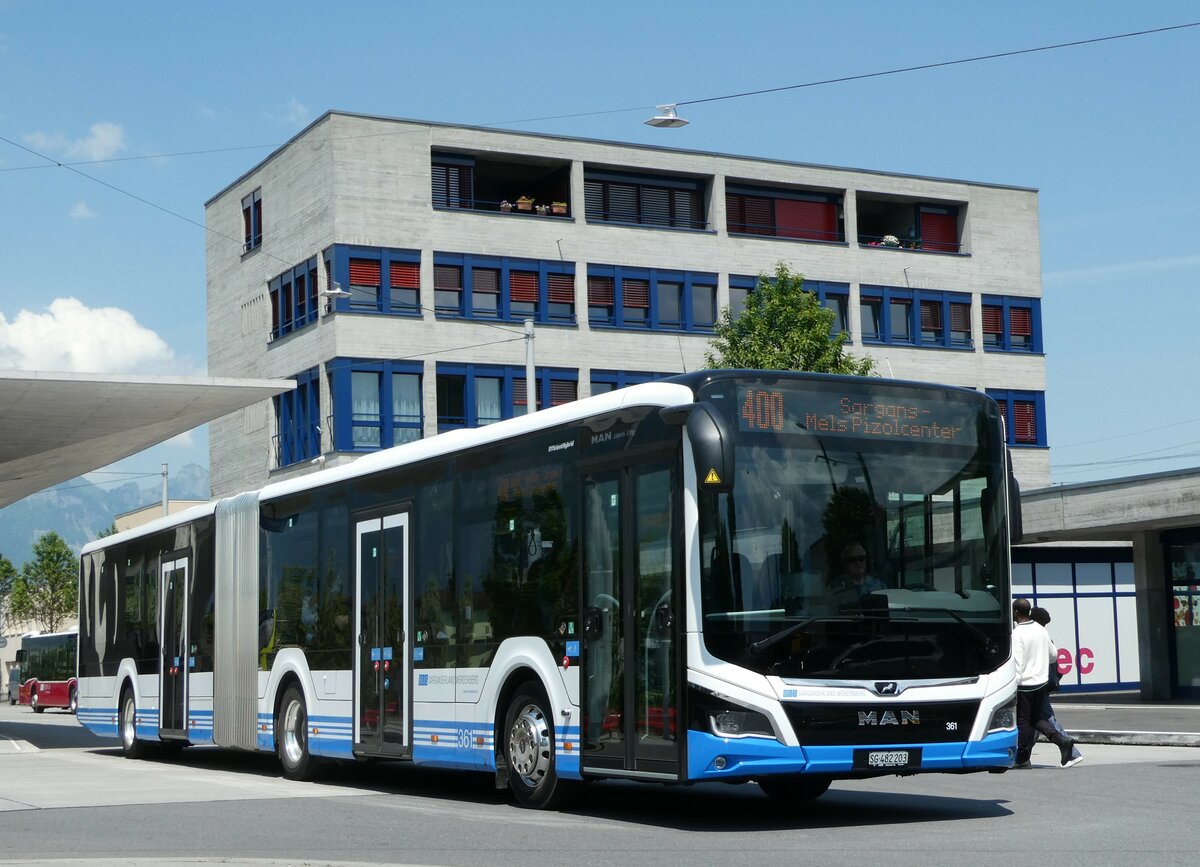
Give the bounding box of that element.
[503,683,578,810]
[31,690,43,713]
[68,687,78,715]
[277,685,315,781]
[120,688,147,759]
[757,774,832,802]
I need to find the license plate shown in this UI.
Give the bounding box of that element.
[854,748,920,769]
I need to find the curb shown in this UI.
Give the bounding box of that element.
[1071,730,1200,747]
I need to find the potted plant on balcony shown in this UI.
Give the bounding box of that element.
[500,200,513,213]
[550,201,567,215]
[880,234,901,247]
[516,196,534,212]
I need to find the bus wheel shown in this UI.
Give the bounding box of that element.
[120,688,147,759]
[31,691,43,713]
[68,688,78,715]
[277,685,315,781]
[503,683,578,810]
[757,774,832,802]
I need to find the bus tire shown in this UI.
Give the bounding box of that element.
[757,774,832,802]
[276,685,315,781]
[503,682,578,810]
[31,690,43,713]
[120,688,148,760]
[68,687,78,715]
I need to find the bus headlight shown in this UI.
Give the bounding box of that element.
[710,709,775,739]
[987,696,1017,732]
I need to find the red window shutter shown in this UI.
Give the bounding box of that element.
[1013,401,1037,444]
[622,279,649,308]
[549,380,576,406]
[390,262,419,289]
[513,378,529,407]
[547,273,574,304]
[920,300,942,330]
[472,268,499,294]
[1010,307,1032,336]
[982,305,1003,335]
[588,276,614,306]
[725,194,746,232]
[435,265,462,290]
[776,199,838,241]
[950,302,971,333]
[510,271,538,302]
[349,259,381,286]
[920,210,959,252]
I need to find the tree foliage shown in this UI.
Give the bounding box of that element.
[704,262,875,375]
[0,554,15,626]
[8,531,78,632]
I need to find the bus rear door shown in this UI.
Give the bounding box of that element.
[159,555,190,738]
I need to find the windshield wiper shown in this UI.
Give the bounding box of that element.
[746,615,858,659]
[894,606,1000,659]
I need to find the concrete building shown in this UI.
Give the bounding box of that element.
[206,111,1049,501]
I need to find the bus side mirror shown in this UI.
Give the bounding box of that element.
[1008,449,1024,545]
[14,649,25,664]
[660,402,735,493]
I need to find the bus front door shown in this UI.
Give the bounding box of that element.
[159,555,189,739]
[354,512,410,757]
[581,458,682,781]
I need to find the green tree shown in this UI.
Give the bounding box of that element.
[9,531,78,632]
[704,262,875,375]
[0,554,16,627]
[96,523,119,539]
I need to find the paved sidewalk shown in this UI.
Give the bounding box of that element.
[1052,691,1200,746]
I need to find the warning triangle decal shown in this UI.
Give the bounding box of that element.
[704,469,722,485]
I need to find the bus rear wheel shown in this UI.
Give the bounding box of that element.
[757,774,832,802]
[277,685,315,781]
[503,683,578,810]
[120,688,147,759]
[68,687,78,715]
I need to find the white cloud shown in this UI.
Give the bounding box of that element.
[1044,253,1200,289]
[274,98,310,127]
[24,121,127,162]
[69,201,96,220]
[197,103,218,122]
[0,297,176,374]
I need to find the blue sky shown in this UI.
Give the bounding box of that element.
[1,1,1197,493]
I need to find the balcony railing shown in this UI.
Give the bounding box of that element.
[433,194,571,218]
[858,232,961,253]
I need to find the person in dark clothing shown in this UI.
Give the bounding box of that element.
[1012,598,1079,769]
[1031,606,1083,767]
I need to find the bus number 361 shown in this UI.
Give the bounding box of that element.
[742,390,785,431]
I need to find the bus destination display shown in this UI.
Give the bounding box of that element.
[739,388,976,444]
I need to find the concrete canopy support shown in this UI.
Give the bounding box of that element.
[1132,530,1171,700]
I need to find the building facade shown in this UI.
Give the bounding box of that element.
[206,111,1048,500]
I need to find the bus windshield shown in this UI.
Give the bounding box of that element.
[697,376,1011,681]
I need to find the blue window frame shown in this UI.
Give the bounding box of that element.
[275,367,321,467]
[242,188,262,252]
[729,275,849,336]
[584,169,706,230]
[432,253,576,325]
[860,286,972,349]
[590,369,672,395]
[322,246,422,317]
[982,295,1042,353]
[587,265,717,332]
[987,389,1047,448]
[268,257,320,340]
[329,359,424,452]
[435,363,577,431]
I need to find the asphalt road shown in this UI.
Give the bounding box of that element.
[2,702,1199,867]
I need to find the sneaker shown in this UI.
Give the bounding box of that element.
[1062,754,1084,769]
[1059,738,1077,766]
[1012,760,1032,769]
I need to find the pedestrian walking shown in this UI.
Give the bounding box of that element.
[1031,606,1083,767]
[1012,597,1079,769]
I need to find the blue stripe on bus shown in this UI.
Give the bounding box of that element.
[686,729,1017,781]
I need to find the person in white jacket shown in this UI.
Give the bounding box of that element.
[1012,598,1079,768]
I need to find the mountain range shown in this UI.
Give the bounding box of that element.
[0,464,210,567]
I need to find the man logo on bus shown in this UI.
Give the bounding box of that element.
[858,710,920,726]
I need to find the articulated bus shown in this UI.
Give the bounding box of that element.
[16,630,79,713]
[77,370,1019,808]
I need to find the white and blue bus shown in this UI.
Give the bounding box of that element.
[77,370,1019,808]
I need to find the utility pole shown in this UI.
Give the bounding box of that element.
[524,318,536,415]
[161,463,169,517]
